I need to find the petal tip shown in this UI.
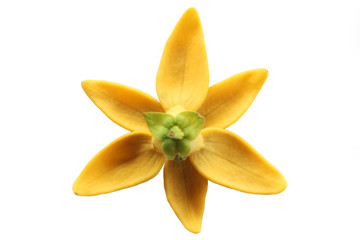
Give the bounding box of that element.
[262,67,269,76]
[72,179,89,196]
[179,7,201,27]
[72,175,101,196]
[184,7,199,16]
[81,80,87,89]
[254,68,269,79]
[72,181,82,196]
[179,215,202,233]
[81,80,95,91]
[276,176,288,193]
[263,172,287,195]
[185,225,201,234]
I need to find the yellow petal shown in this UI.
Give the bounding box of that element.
[190,128,286,194]
[82,80,164,132]
[197,69,268,128]
[73,132,165,196]
[156,8,209,111]
[164,159,208,233]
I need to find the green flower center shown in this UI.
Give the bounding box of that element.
[168,126,184,140]
[144,110,204,161]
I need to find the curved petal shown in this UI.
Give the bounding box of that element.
[197,69,268,128]
[190,128,286,194]
[164,159,208,233]
[156,8,209,111]
[82,80,164,132]
[73,132,165,196]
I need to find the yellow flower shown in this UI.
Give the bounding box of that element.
[73,8,287,233]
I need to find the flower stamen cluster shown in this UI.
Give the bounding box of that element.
[144,110,204,161]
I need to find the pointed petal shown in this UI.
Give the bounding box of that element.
[190,128,286,194]
[82,80,164,132]
[156,8,209,111]
[164,159,208,233]
[197,69,268,128]
[73,132,165,196]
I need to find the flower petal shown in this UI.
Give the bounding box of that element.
[82,80,164,132]
[164,159,208,233]
[73,132,165,196]
[190,128,286,194]
[156,8,209,111]
[197,69,268,128]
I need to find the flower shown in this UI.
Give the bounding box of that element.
[73,7,287,233]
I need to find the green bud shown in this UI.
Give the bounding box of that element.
[167,126,184,140]
[177,138,191,160]
[144,112,175,140]
[161,139,177,160]
[175,111,204,140]
[161,138,191,161]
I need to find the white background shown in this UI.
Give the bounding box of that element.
[1,0,359,239]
